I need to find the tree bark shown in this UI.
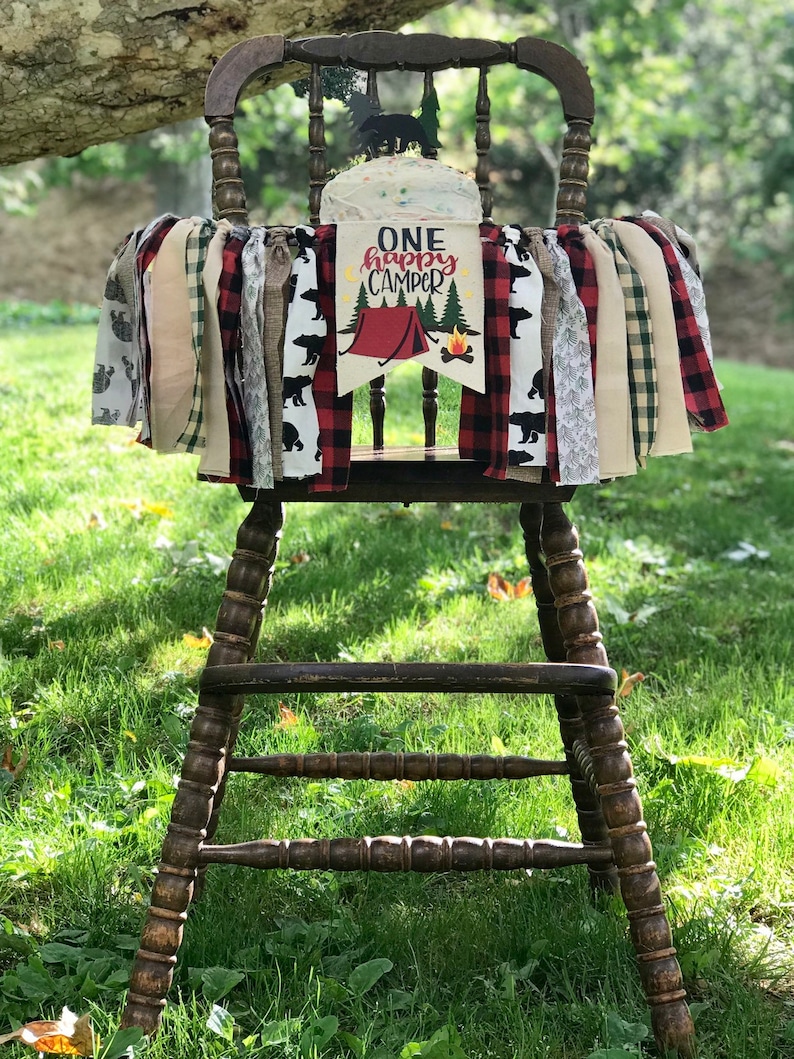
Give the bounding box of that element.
[0,0,449,166]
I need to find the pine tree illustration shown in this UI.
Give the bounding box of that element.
[417,296,438,331]
[344,283,370,332]
[396,288,408,307]
[439,280,469,332]
[380,297,388,308]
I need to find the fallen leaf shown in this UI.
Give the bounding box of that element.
[124,730,138,743]
[0,1007,97,1055]
[289,551,311,564]
[1,744,29,779]
[440,520,453,531]
[487,573,533,600]
[275,703,299,729]
[120,499,174,520]
[183,627,214,649]
[86,512,106,530]
[48,640,66,652]
[618,670,645,697]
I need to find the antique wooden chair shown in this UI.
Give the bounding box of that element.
[120,32,695,1055]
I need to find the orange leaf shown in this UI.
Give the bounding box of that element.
[289,551,311,564]
[1,743,28,779]
[440,520,453,531]
[487,573,533,600]
[0,1008,96,1055]
[86,512,106,530]
[48,640,66,652]
[182,627,213,649]
[618,670,645,697]
[275,703,299,729]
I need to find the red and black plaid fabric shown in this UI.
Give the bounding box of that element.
[458,224,512,479]
[199,229,253,484]
[556,224,598,382]
[135,216,179,448]
[629,217,728,431]
[311,224,354,493]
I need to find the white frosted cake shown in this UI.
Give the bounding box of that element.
[319,156,483,223]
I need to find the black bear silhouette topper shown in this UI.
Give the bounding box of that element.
[347,89,441,158]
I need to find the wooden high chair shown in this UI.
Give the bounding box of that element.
[121,32,695,1056]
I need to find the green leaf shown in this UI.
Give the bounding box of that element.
[604,1012,648,1045]
[490,735,507,756]
[340,1031,366,1057]
[201,965,246,1002]
[207,1004,235,1043]
[348,957,393,996]
[300,1015,339,1056]
[744,756,785,787]
[39,942,83,966]
[260,1018,301,1046]
[98,1026,147,1059]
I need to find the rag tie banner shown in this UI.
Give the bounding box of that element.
[93,215,727,493]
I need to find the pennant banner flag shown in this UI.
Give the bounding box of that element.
[334,221,485,395]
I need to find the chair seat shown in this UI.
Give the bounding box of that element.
[238,450,577,503]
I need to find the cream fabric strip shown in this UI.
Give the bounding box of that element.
[579,224,635,478]
[544,230,600,485]
[263,227,293,480]
[240,227,274,489]
[611,220,692,457]
[149,216,197,451]
[197,219,232,478]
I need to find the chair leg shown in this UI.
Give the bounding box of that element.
[520,503,618,894]
[539,503,695,1058]
[122,500,284,1035]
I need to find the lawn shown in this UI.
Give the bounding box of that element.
[0,323,792,1058]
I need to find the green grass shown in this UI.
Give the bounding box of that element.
[0,325,793,1058]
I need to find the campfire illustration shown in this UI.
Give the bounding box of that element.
[441,325,474,364]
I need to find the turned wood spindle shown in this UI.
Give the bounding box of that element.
[121,502,284,1036]
[520,503,618,892]
[422,366,438,449]
[475,66,493,221]
[539,504,695,1057]
[369,375,386,450]
[207,116,248,225]
[308,64,327,225]
[366,68,381,159]
[555,119,591,225]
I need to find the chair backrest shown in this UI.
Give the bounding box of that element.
[203,33,595,459]
[204,32,595,227]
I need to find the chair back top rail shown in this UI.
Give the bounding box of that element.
[204,32,594,227]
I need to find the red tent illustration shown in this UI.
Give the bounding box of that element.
[341,305,429,367]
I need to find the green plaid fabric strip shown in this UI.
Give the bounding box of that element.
[592,219,657,460]
[176,219,215,452]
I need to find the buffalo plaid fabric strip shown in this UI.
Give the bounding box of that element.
[592,219,657,460]
[135,215,179,446]
[458,224,511,479]
[556,224,598,382]
[630,218,728,431]
[175,219,214,452]
[311,224,354,493]
[199,228,252,484]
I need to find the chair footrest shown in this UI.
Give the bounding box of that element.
[197,835,614,872]
[228,751,569,779]
[200,661,616,696]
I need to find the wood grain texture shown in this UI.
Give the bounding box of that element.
[199,660,617,696]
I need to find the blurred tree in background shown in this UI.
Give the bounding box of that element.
[2,0,793,300]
